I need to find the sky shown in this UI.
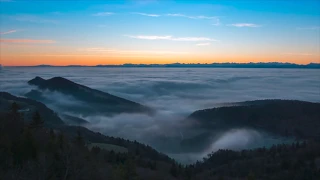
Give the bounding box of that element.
[0,0,319,66]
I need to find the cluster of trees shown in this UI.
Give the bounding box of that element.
[1,102,320,180]
[0,103,177,180]
[184,141,320,179]
[189,100,320,139]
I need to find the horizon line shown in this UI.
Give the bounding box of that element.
[2,62,320,68]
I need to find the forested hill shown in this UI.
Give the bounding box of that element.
[1,93,320,179]
[26,76,154,116]
[1,100,320,179]
[0,92,64,126]
[188,100,320,140]
[0,92,176,172]
[187,141,320,179]
[0,105,179,179]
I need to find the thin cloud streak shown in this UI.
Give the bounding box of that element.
[196,43,211,46]
[125,35,172,40]
[172,37,217,42]
[125,35,218,42]
[79,47,189,55]
[166,13,218,20]
[92,12,114,16]
[212,19,221,26]
[166,13,221,26]
[0,29,17,35]
[130,12,221,25]
[0,39,56,44]
[228,23,261,28]
[132,12,160,17]
[129,12,219,20]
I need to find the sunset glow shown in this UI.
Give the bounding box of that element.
[0,0,319,66]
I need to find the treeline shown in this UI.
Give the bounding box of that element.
[0,103,178,180]
[184,141,320,179]
[1,102,320,180]
[188,100,320,139]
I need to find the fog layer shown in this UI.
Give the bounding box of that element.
[0,67,316,163]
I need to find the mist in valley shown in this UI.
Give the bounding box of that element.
[0,67,317,163]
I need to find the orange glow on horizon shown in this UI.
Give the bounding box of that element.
[1,53,318,66]
[1,43,319,66]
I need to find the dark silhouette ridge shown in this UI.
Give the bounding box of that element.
[28,76,45,85]
[0,92,174,163]
[26,76,154,116]
[152,99,320,154]
[187,99,320,140]
[0,91,64,126]
[1,92,320,179]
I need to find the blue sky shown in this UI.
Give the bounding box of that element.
[0,0,319,65]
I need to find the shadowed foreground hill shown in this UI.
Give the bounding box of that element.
[188,100,320,139]
[0,110,177,180]
[1,93,320,179]
[26,76,154,116]
[187,141,320,180]
[0,92,178,179]
[0,92,64,126]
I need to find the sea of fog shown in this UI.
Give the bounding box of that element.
[1,67,319,163]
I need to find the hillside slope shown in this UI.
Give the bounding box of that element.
[26,76,154,116]
[188,100,320,139]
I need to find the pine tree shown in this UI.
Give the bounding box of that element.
[49,128,56,140]
[124,157,137,179]
[46,128,56,153]
[10,102,19,114]
[58,133,65,150]
[30,111,44,128]
[74,129,85,148]
[113,164,126,180]
[10,102,21,122]
[247,172,255,180]
[170,163,178,177]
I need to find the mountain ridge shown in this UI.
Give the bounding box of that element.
[26,76,154,116]
[0,91,174,164]
[1,92,320,179]
[187,99,320,139]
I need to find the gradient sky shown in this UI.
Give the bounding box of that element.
[0,0,319,66]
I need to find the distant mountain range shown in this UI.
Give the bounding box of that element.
[4,62,320,68]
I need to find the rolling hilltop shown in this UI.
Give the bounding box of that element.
[0,92,177,179]
[1,78,320,179]
[1,92,320,179]
[187,100,320,139]
[25,76,154,116]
